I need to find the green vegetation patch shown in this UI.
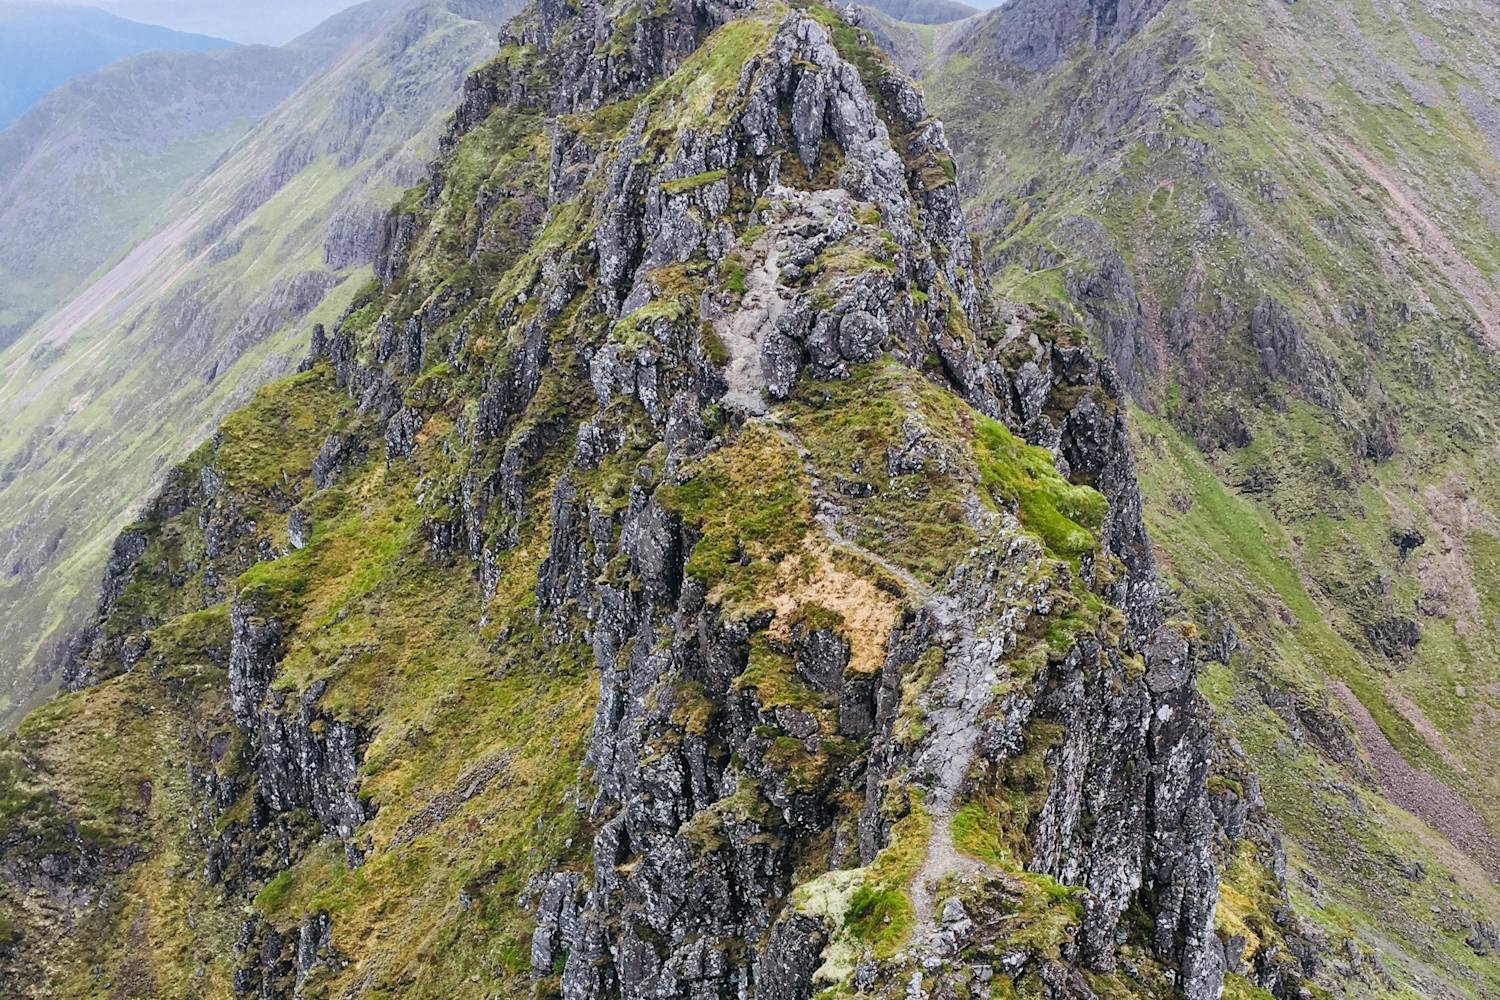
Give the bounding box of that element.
[662,169,728,196]
[611,262,708,350]
[2,662,241,994]
[735,633,824,711]
[657,425,812,604]
[215,364,346,497]
[227,407,598,996]
[785,362,976,582]
[844,800,928,958]
[950,801,1011,866]
[1215,840,1285,957]
[973,417,1105,559]
[646,13,779,134]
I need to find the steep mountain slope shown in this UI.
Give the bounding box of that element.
[0,0,522,729]
[857,0,976,26]
[0,1,232,127]
[0,33,347,343]
[921,0,1500,996]
[0,0,1296,996]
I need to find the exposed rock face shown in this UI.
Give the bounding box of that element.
[229,602,367,846]
[58,453,266,692]
[923,0,1500,992]
[0,1,1255,997]
[972,0,1168,73]
[322,202,387,270]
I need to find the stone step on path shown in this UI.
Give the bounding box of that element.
[908,799,990,941]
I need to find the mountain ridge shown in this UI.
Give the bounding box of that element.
[0,0,1286,996]
[3,0,1500,997]
[856,0,977,26]
[0,1,234,127]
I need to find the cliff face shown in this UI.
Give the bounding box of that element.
[921,0,1500,996]
[0,0,1295,997]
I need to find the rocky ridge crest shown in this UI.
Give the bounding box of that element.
[0,0,1294,997]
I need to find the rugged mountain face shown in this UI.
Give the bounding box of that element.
[921,0,1500,996]
[0,0,1296,997]
[0,0,523,730]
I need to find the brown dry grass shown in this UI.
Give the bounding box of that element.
[768,540,904,676]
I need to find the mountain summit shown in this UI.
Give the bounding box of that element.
[4,0,1499,997]
[0,0,1283,995]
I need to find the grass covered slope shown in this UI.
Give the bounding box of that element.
[921,0,1500,994]
[0,0,523,731]
[0,0,397,344]
[1,0,1274,995]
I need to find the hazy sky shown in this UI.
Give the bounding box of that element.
[86,0,361,45]
[82,0,1004,45]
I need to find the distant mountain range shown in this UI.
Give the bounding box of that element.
[0,47,310,343]
[0,2,233,128]
[0,0,523,729]
[87,0,365,45]
[0,2,387,344]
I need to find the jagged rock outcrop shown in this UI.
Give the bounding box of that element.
[229,601,368,848]
[0,1,1261,998]
[924,0,1500,992]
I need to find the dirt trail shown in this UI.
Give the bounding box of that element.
[715,242,781,413]
[1332,680,1500,878]
[902,587,1009,938]
[812,510,933,605]
[909,799,988,933]
[796,443,988,934]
